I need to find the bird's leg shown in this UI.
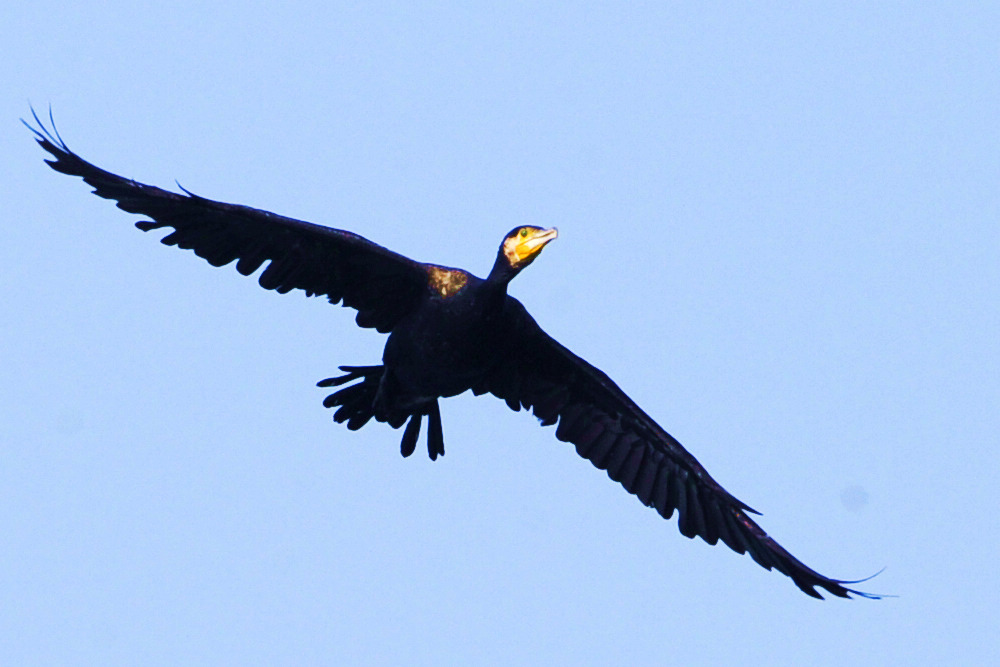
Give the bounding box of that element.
[427,400,444,461]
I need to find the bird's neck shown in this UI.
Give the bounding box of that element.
[483,251,519,304]
[487,249,520,286]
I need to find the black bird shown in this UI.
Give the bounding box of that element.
[26,110,880,600]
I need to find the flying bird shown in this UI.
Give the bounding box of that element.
[26,110,880,599]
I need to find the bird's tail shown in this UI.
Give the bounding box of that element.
[317,365,445,460]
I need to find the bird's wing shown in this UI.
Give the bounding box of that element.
[473,299,878,599]
[26,111,429,333]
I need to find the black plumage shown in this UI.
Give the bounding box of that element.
[26,110,881,600]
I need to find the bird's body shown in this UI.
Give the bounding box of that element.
[384,269,500,403]
[369,267,511,457]
[26,109,881,600]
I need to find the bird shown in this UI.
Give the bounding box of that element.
[25,109,880,600]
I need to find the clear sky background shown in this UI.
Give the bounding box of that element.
[3,3,998,664]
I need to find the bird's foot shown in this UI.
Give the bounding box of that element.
[318,365,384,431]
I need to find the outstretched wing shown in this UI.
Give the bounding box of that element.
[26,110,429,333]
[474,299,879,599]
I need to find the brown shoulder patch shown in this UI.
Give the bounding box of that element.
[426,266,469,298]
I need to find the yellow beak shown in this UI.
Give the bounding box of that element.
[516,227,558,263]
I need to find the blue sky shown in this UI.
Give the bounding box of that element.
[3,2,998,664]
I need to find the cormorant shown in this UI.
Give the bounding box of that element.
[25,110,880,600]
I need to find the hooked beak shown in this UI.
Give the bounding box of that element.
[518,227,558,261]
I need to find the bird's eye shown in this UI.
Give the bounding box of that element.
[519,228,528,238]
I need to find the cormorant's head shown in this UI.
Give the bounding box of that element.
[488,226,558,286]
[500,226,559,270]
